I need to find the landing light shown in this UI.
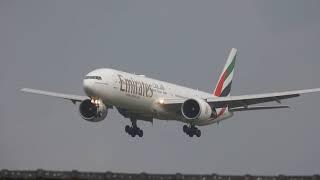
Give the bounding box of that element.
[159,99,165,104]
[91,98,101,105]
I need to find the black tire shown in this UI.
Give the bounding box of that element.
[130,131,135,137]
[196,129,201,137]
[190,127,196,135]
[125,125,130,133]
[183,125,188,133]
[138,129,143,137]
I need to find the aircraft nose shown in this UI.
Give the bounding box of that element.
[83,79,94,97]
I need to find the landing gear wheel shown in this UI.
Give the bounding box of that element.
[137,128,143,137]
[125,125,130,133]
[183,124,201,137]
[195,129,201,137]
[125,118,144,138]
[130,131,135,137]
[183,125,188,133]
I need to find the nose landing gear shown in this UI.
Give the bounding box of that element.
[125,118,143,137]
[183,124,201,137]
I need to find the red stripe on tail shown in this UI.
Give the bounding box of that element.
[214,71,227,96]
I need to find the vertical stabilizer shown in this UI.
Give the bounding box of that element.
[213,48,237,97]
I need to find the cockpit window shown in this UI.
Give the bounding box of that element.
[84,76,102,80]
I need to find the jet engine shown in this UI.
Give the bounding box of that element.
[181,98,212,121]
[79,99,107,122]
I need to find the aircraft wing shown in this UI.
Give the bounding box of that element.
[161,88,320,110]
[206,88,320,109]
[21,88,87,103]
[229,105,290,112]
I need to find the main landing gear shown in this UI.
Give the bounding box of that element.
[183,124,201,137]
[125,118,143,137]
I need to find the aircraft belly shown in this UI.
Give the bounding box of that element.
[154,111,234,126]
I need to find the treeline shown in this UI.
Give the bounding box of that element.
[0,170,319,180]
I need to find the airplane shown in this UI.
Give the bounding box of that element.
[21,48,320,138]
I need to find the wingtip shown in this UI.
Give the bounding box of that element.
[20,88,30,92]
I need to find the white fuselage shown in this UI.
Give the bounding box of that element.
[83,68,233,126]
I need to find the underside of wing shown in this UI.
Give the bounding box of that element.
[21,88,88,103]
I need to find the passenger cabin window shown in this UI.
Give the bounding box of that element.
[84,76,102,80]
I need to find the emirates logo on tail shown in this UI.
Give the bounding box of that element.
[213,48,237,97]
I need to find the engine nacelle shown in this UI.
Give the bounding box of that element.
[79,99,107,122]
[181,98,212,121]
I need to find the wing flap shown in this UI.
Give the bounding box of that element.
[21,88,87,102]
[229,105,290,112]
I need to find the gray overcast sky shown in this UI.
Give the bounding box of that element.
[1,0,320,175]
